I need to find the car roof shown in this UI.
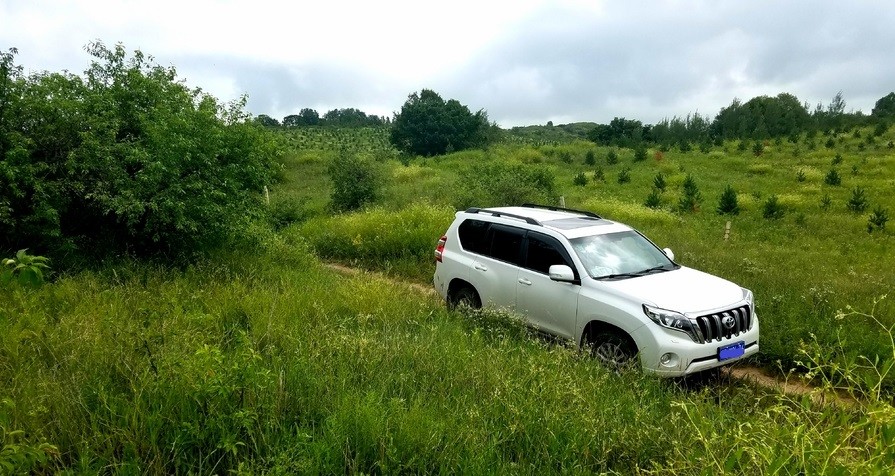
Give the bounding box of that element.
[466,206,632,238]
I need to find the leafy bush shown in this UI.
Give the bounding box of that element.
[327,150,382,212]
[824,168,842,186]
[677,174,702,213]
[592,167,605,183]
[847,187,868,213]
[716,185,740,215]
[820,193,832,210]
[616,167,631,184]
[1,249,50,287]
[832,153,844,165]
[762,195,785,219]
[453,162,557,209]
[572,171,588,186]
[796,169,806,182]
[0,44,277,260]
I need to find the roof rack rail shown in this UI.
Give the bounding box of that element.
[520,203,601,219]
[465,207,542,226]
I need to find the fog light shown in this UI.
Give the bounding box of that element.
[659,353,679,368]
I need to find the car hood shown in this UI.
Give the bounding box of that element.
[601,266,744,314]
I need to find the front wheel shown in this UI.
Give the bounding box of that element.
[589,331,637,370]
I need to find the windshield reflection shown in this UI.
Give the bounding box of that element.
[570,231,676,280]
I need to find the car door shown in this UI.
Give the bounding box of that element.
[516,231,580,339]
[467,223,524,309]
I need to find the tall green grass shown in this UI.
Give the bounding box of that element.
[299,204,454,282]
[2,236,894,473]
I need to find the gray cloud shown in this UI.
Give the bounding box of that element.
[442,1,895,126]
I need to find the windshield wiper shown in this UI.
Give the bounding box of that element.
[636,265,671,276]
[594,265,673,281]
[594,272,642,281]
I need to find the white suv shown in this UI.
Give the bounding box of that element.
[433,204,758,377]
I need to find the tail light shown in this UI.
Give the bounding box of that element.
[434,235,447,262]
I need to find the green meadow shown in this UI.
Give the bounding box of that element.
[3,125,895,473]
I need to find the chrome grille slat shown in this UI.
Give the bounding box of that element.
[694,305,752,344]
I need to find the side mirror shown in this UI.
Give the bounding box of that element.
[663,248,675,261]
[548,264,576,283]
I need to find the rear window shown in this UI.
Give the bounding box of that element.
[457,219,490,254]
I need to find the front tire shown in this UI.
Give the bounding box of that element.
[589,331,637,370]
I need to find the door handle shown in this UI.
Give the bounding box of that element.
[474,263,488,272]
[518,278,532,286]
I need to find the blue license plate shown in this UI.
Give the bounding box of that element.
[718,341,745,361]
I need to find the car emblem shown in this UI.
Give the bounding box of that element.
[722,315,736,329]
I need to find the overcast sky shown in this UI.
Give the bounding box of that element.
[2,0,893,127]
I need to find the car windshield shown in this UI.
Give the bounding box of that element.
[570,231,677,280]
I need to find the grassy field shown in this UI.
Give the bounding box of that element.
[3,126,895,473]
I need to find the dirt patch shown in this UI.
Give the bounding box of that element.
[726,365,856,406]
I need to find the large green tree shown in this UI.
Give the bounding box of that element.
[389,89,494,156]
[0,43,278,260]
[872,92,895,119]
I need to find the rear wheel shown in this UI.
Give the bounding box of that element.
[448,285,481,310]
[589,331,637,370]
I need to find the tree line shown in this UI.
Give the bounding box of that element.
[587,91,895,149]
[256,107,390,128]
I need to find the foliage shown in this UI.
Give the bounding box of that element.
[820,193,832,210]
[573,171,588,186]
[824,168,842,186]
[868,205,889,233]
[633,146,648,162]
[677,174,702,213]
[832,153,843,165]
[847,187,868,213]
[389,89,494,156]
[752,141,764,156]
[716,185,740,215]
[762,195,785,220]
[617,167,631,184]
[592,167,605,183]
[653,173,667,192]
[643,188,662,209]
[871,92,895,118]
[300,204,452,281]
[327,149,382,212]
[796,169,806,182]
[606,149,619,165]
[0,43,277,260]
[1,249,50,287]
[453,162,557,209]
[584,149,596,165]
[586,117,645,148]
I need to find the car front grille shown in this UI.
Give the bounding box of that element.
[694,305,752,343]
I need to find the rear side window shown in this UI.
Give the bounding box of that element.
[488,225,525,266]
[457,219,491,254]
[525,233,573,275]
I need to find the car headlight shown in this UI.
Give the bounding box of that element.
[642,304,702,343]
